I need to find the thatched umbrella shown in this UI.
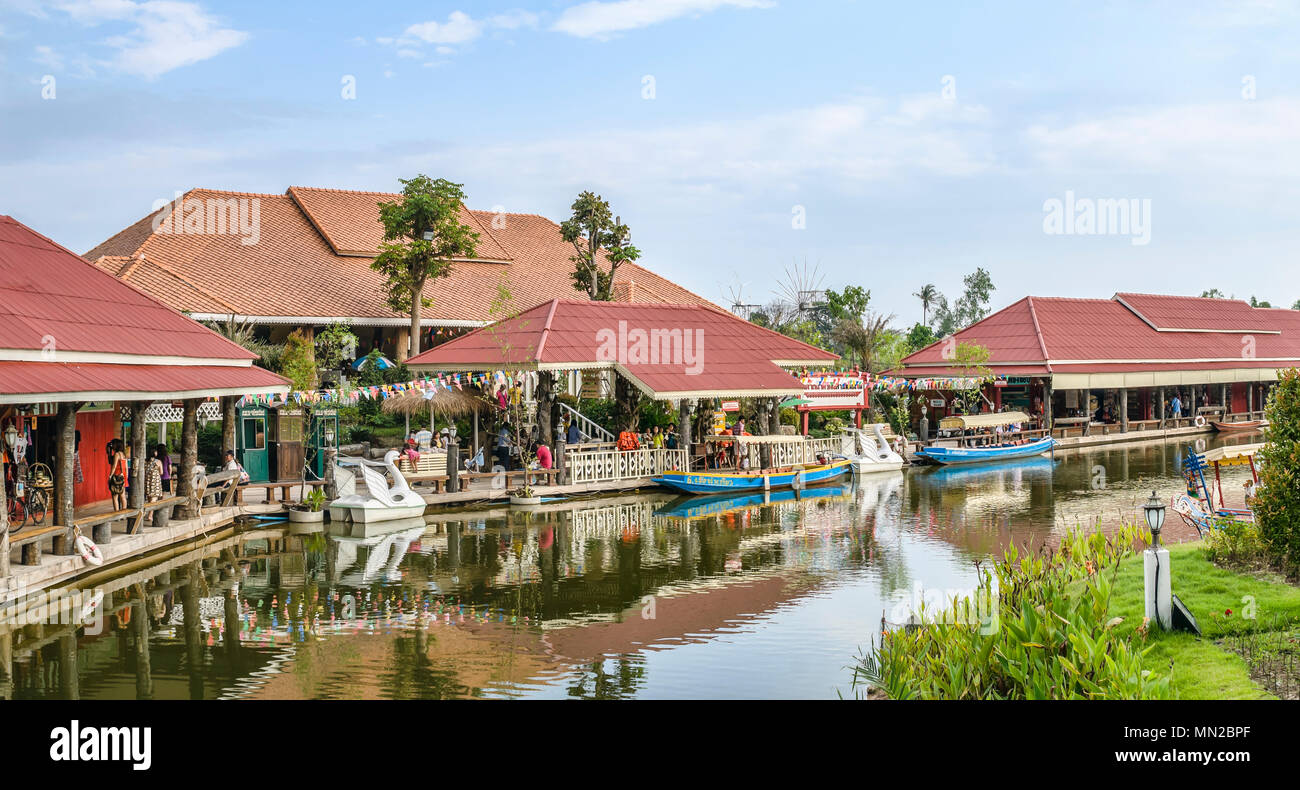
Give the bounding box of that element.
[381,386,492,452]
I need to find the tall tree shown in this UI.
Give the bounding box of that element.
[912,283,940,326]
[831,312,896,373]
[373,175,479,358]
[824,285,871,322]
[953,267,995,327]
[1200,288,1227,299]
[559,191,641,301]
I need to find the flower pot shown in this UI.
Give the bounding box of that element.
[509,495,542,506]
[288,508,325,524]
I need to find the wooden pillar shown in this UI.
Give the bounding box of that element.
[1220,383,1229,415]
[132,583,153,700]
[129,401,147,511]
[800,410,810,436]
[222,396,237,457]
[1043,379,1053,433]
[1120,388,1129,432]
[178,399,199,519]
[535,371,555,447]
[182,562,204,700]
[0,455,8,580]
[394,327,411,363]
[1248,384,1254,414]
[679,399,694,451]
[1158,386,1166,427]
[59,632,79,701]
[445,436,459,493]
[1080,390,1090,436]
[555,437,568,485]
[54,402,78,555]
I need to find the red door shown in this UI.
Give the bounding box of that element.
[74,410,114,507]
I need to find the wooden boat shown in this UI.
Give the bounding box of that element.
[652,459,852,495]
[1210,419,1267,432]
[914,436,1056,466]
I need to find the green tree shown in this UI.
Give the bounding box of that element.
[951,341,992,413]
[372,175,480,358]
[314,322,358,372]
[824,285,871,322]
[905,322,937,353]
[1200,288,1228,298]
[281,329,319,391]
[1254,369,1300,568]
[831,312,896,373]
[559,191,641,301]
[953,267,995,327]
[912,283,941,326]
[1249,295,1272,308]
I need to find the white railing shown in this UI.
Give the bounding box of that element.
[559,402,614,442]
[566,448,688,485]
[737,436,842,469]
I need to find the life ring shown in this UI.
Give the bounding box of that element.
[1194,415,1207,428]
[74,534,104,566]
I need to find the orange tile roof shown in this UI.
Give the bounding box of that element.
[86,187,718,325]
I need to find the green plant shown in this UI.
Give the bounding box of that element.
[1204,519,1270,570]
[1254,368,1300,572]
[281,329,318,391]
[315,322,358,372]
[301,487,327,513]
[852,523,1169,699]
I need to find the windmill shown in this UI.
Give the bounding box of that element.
[775,258,826,317]
[724,277,761,321]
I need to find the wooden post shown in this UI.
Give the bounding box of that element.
[0,451,8,580]
[54,402,78,555]
[555,438,567,485]
[446,436,459,493]
[59,632,79,701]
[1080,390,1090,436]
[535,370,555,447]
[1120,388,1129,432]
[129,401,147,511]
[0,631,12,700]
[178,399,199,519]
[132,583,153,700]
[1220,383,1229,416]
[1043,379,1054,434]
[222,396,237,458]
[1158,386,1166,427]
[679,399,694,461]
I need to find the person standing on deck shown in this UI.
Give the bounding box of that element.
[566,420,581,446]
[1170,394,1183,420]
[496,422,512,470]
[155,444,172,493]
[108,439,128,511]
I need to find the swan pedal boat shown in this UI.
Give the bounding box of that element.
[330,451,428,523]
[653,459,852,495]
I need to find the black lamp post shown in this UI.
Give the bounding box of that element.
[1143,490,1166,547]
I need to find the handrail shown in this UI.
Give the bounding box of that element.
[559,402,615,443]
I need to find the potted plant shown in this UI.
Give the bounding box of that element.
[289,487,328,524]
[506,480,538,506]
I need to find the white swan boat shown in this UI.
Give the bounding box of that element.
[838,424,905,473]
[330,450,428,524]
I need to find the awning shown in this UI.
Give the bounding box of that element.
[1200,443,1264,465]
[0,361,289,404]
[938,411,1031,430]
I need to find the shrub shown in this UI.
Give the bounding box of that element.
[1254,368,1300,570]
[1204,518,1270,570]
[852,524,1169,699]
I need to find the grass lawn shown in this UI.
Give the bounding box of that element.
[1110,543,1300,699]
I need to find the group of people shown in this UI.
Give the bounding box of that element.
[106,441,174,510]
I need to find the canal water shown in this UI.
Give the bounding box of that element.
[2,432,1262,700]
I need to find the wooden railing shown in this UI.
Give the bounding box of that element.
[566,448,688,485]
[733,437,841,469]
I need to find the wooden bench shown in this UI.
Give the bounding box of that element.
[9,524,67,566]
[397,452,449,476]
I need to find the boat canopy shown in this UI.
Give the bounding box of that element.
[938,411,1031,430]
[1201,443,1264,466]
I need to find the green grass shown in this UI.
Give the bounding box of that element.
[1109,543,1300,699]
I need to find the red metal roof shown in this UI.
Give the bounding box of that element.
[407,299,838,399]
[0,215,289,402]
[0,215,258,360]
[897,292,1300,377]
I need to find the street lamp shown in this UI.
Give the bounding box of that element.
[1143,490,1166,547]
[2,423,17,451]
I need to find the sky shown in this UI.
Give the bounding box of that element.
[1,0,1299,326]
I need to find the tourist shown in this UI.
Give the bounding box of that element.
[652,425,665,448]
[108,439,128,510]
[566,420,581,445]
[155,443,172,492]
[1170,394,1183,419]
[666,423,678,450]
[496,422,512,470]
[536,442,553,470]
[145,447,164,503]
[224,450,249,483]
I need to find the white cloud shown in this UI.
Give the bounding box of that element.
[488,11,540,30]
[403,10,483,45]
[552,0,774,39]
[1024,99,1300,179]
[33,45,64,69]
[35,1,248,78]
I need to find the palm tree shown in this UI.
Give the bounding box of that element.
[832,312,896,373]
[913,284,940,326]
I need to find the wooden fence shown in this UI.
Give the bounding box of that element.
[565,448,689,485]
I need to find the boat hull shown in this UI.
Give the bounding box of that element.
[914,437,1056,466]
[1211,420,1267,432]
[346,502,428,524]
[652,460,851,494]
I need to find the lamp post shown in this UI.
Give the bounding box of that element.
[1142,490,1172,629]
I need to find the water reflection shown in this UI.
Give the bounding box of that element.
[0,431,1262,699]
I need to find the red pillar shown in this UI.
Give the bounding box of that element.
[800,410,810,435]
[855,409,863,428]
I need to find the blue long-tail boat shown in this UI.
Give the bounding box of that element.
[652,459,852,494]
[913,436,1056,465]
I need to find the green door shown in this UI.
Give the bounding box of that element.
[239,411,269,482]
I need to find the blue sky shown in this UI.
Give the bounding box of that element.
[2,0,1299,323]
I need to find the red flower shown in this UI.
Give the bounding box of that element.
[1225,609,1233,616]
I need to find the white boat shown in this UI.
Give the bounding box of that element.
[838,424,905,473]
[331,450,428,523]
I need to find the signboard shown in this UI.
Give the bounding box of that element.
[712,410,726,434]
[720,401,740,412]
[929,399,946,408]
